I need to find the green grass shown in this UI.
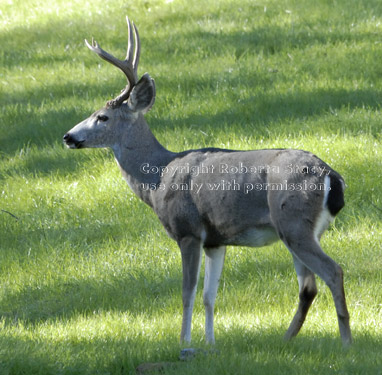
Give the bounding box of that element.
[1,0,382,373]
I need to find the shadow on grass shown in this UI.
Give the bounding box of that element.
[153,85,382,135]
[2,0,382,68]
[2,80,382,176]
[1,325,381,375]
[0,222,289,328]
[0,142,110,182]
[0,266,181,325]
[2,7,382,155]
[0,331,176,375]
[212,329,382,375]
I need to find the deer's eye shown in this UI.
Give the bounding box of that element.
[97,115,109,122]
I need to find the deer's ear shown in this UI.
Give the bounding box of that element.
[128,73,156,114]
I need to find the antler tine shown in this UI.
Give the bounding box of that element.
[125,17,140,82]
[126,17,134,72]
[85,16,141,108]
[85,37,137,89]
[132,21,141,78]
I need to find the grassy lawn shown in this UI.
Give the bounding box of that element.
[1,0,382,373]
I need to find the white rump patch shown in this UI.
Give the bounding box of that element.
[314,175,334,240]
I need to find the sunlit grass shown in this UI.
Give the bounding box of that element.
[1,0,382,374]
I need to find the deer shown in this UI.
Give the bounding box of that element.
[63,17,352,346]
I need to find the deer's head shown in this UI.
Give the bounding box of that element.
[63,17,155,149]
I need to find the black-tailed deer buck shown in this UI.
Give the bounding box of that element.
[64,17,352,345]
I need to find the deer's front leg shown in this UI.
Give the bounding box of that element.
[203,246,226,344]
[179,236,202,343]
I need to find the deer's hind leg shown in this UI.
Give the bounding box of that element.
[279,224,352,345]
[269,189,351,345]
[284,255,317,340]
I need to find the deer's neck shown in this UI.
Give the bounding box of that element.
[112,116,175,207]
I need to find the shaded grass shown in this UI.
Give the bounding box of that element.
[1,0,382,374]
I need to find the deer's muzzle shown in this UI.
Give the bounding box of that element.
[63,133,84,149]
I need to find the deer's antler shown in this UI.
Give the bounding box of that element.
[85,16,141,108]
